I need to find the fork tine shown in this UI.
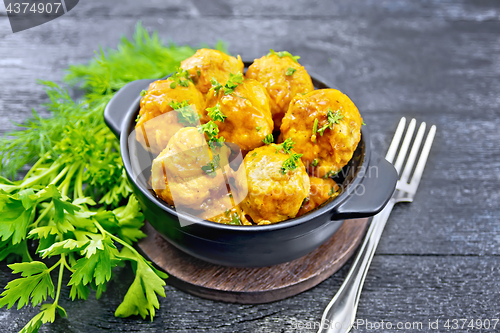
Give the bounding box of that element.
[385,117,406,163]
[400,122,426,184]
[409,125,436,192]
[394,118,416,174]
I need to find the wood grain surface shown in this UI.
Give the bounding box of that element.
[1,0,500,332]
[137,219,368,304]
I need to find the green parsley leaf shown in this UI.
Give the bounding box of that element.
[317,109,344,136]
[280,153,303,175]
[169,67,191,89]
[312,159,319,167]
[201,154,221,178]
[229,213,242,225]
[0,261,54,309]
[169,100,199,126]
[140,90,147,96]
[223,73,244,94]
[263,134,274,145]
[206,103,227,122]
[285,67,297,76]
[211,73,244,95]
[267,49,301,63]
[362,121,366,126]
[256,126,262,131]
[114,250,167,321]
[281,138,295,154]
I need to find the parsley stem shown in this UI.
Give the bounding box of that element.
[95,221,138,257]
[48,165,70,187]
[23,151,50,179]
[53,254,66,305]
[20,161,62,189]
[31,202,53,228]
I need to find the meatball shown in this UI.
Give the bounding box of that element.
[203,78,273,153]
[235,144,310,224]
[135,78,205,155]
[246,52,314,129]
[297,177,339,216]
[280,89,363,178]
[180,48,244,94]
[151,127,229,209]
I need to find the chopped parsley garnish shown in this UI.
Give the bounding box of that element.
[281,138,295,154]
[263,133,274,145]
[252,152,257,157]
[169,68,191,89]
[267,49,301,63]
[168,100,198,126]
[206,102,226,122]
[135,114,141,122]
[197,70,201,77]
[312,159,319,167]
[317,109,344,136]
[323,169,340,179]
[211,73,244,95]
[198,121,225,149]
[285,67,297,76]
[210,77,223,94]
[140,89,147,96]
[256,126,262,131]
[362,121,366,126]
[201,154,221,178]
[328,186,336,196]
[280,153,303,175]
[229,213,242,225]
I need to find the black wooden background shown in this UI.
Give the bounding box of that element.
[1,1,499,332]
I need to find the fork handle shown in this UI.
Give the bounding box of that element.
[317,200,395,333]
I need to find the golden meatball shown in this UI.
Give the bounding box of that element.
[235,144,310,224]
[297,177,339,216]
[151,127,229,209]
[203,78,273,153]
[280,89,363,178]
[246,52,314,129]
[135,78,205,155]
[180,48,244,94]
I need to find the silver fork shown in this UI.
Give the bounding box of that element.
[317,117,437,333]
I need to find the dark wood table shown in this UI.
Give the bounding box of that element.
[1,1,499,332]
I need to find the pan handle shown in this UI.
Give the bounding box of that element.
[332,151,397,220]
[104,79,154,138]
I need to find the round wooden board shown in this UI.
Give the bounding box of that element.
[137,218,369,304]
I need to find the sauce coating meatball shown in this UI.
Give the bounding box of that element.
[203,78,273,153]
[235,144,310,224]
[151,127,228,209]
[180,48,244,94]
[280,89,363,178]
[135,78,205,155]
[297,177,339,216]
[246,53,314,129]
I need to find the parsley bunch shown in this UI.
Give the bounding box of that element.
[0,22,227,333]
